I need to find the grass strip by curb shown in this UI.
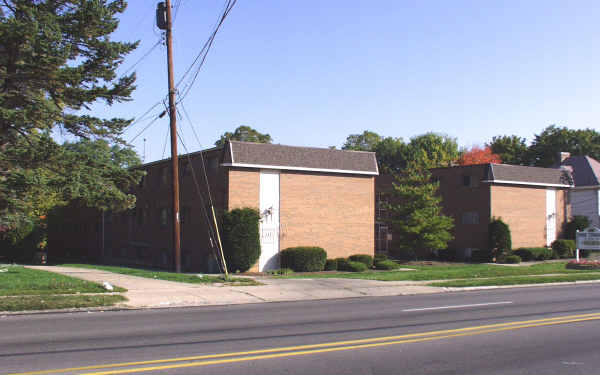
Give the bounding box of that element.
[0,266,126,296]
[59,264,261,286]
[275,262,600,282]
[430,273,600,287]
[0,295,127,312]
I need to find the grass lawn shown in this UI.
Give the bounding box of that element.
[0,295,127,312]
[276,262,600,282]
[0,265,127,312]
[430,273,600,287]
[0,266,126,296]
[59,264,261,286]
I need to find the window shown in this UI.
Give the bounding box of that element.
[160,166,168,186]
[462,175,479,188]
[159,208,168,226]
[461,211,480,225]
[376,192,388,220]
[209,157,219,171]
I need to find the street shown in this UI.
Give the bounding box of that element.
[3,284,600,374]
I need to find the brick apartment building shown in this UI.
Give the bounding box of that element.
[375,164,572,256]
[49,141,378,272]
[432,163,572,253]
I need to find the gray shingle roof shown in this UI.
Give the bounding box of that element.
[560,155,600,187]
[224,141,378,175]
[487,164,572,186]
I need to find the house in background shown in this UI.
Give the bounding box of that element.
[49,141,377,272]
[559,153,600,227]
[428,163,572,255]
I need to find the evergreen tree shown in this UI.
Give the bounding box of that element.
[385,165,454,260]
[1,1,140,239]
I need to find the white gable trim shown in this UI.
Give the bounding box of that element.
[482,179,571,188]
[221,162,379,176]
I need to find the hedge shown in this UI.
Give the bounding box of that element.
[348,254,374,268]
[221,208,261,272]
[513,247,553,261]
[552,239,576,259]
[565,216,590,240]
[489,218,512,254]
[502,255,521,264]
[324,259,337,271]
[280,247,327,272]
[337,260,368,272]
[374,254,388,262]
[374,259,400,270]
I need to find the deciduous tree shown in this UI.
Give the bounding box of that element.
[342,130,382,151]
[215,125,272,147]
[458,145,501,165]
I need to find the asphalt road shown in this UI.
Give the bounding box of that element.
[3,284,600,374]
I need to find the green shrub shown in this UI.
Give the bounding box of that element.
[374,253,388,262]
[552,239,576,259]
[513,247,553,261]
[280,247,327,272]
[437,248,457,262]
[374,259,400,270]
[324,259,337,271]
[565,216,590,240]
[470,249,492,263]
[348,254,373,268]
[221,208,261,272]
[489,218,511,257]
[338,260,368,272]
[265,268,294,275]
[502,255,521,264]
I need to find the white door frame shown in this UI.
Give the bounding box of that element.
[546,188,557,246]
[259,170,280,271]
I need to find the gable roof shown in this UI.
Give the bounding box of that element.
[222,141,378,175]
[485,164,572,187]
[560,155,600,187]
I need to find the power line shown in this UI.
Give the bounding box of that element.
[129,115,162,144]
[175,0,238,103]
[175,127,225,273]
[119,40,163,78]
[180,101,215,207]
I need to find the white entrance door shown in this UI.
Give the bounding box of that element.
[546,189,557,246]
[259,170,280,271]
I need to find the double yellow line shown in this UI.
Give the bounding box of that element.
[10,312,600,375]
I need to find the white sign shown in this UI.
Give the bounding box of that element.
[576,227,600,250]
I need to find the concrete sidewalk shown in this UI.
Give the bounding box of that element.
[26,265,445,309]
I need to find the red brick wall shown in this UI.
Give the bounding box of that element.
[227,169,259,210]
[431,165,491,251]
[279,172,374,259]
[491,185,569,248]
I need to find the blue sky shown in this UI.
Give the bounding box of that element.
[80,0,600,163]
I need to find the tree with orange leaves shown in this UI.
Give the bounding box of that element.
[459,146,502,165]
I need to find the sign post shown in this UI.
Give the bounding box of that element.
[575,227,600,262]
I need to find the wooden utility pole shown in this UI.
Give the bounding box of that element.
[158,0,181,272]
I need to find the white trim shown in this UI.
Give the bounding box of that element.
[229,142,235,164]
[482,179,571,188]
[220,162,379,175]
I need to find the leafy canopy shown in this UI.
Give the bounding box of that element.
[0,1,141,235]
[342,130,382,151]
[215,125,272,147]
[459,145,501,165]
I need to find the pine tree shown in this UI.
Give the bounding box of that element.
[386,166,454,260]
[1,1,141,237]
